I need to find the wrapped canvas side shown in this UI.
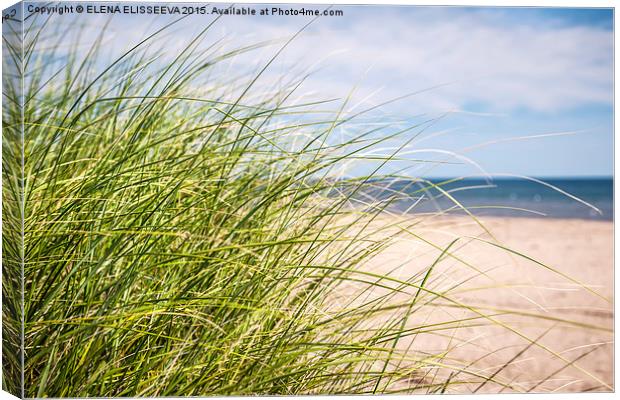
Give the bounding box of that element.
[2,2,24,398]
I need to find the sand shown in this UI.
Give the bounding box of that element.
[353,215,613,393]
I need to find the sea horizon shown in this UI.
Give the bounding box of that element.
[361,176,613,221]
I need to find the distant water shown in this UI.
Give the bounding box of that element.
[364,178,613,221]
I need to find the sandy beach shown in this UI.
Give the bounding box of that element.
[349,215,613,393]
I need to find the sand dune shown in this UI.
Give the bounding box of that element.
[354,215,613,393]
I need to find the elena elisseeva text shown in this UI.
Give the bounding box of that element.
[24,3,344,17]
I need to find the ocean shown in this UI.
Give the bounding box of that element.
[365,177,614,221]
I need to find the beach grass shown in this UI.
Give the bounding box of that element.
[2,13,611,397]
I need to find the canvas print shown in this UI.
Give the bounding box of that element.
[1,1,614,397]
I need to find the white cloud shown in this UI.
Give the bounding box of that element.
[35,7,613,115]
[209,8,613,114]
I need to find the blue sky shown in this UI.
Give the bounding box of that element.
[30,4,614,178]
[279,6,614,178]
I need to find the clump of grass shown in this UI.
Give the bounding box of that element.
[3,12,610,397]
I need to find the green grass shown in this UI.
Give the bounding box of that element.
[2,12,611,397]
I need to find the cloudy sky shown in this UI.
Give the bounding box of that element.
[32,4,614,177]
